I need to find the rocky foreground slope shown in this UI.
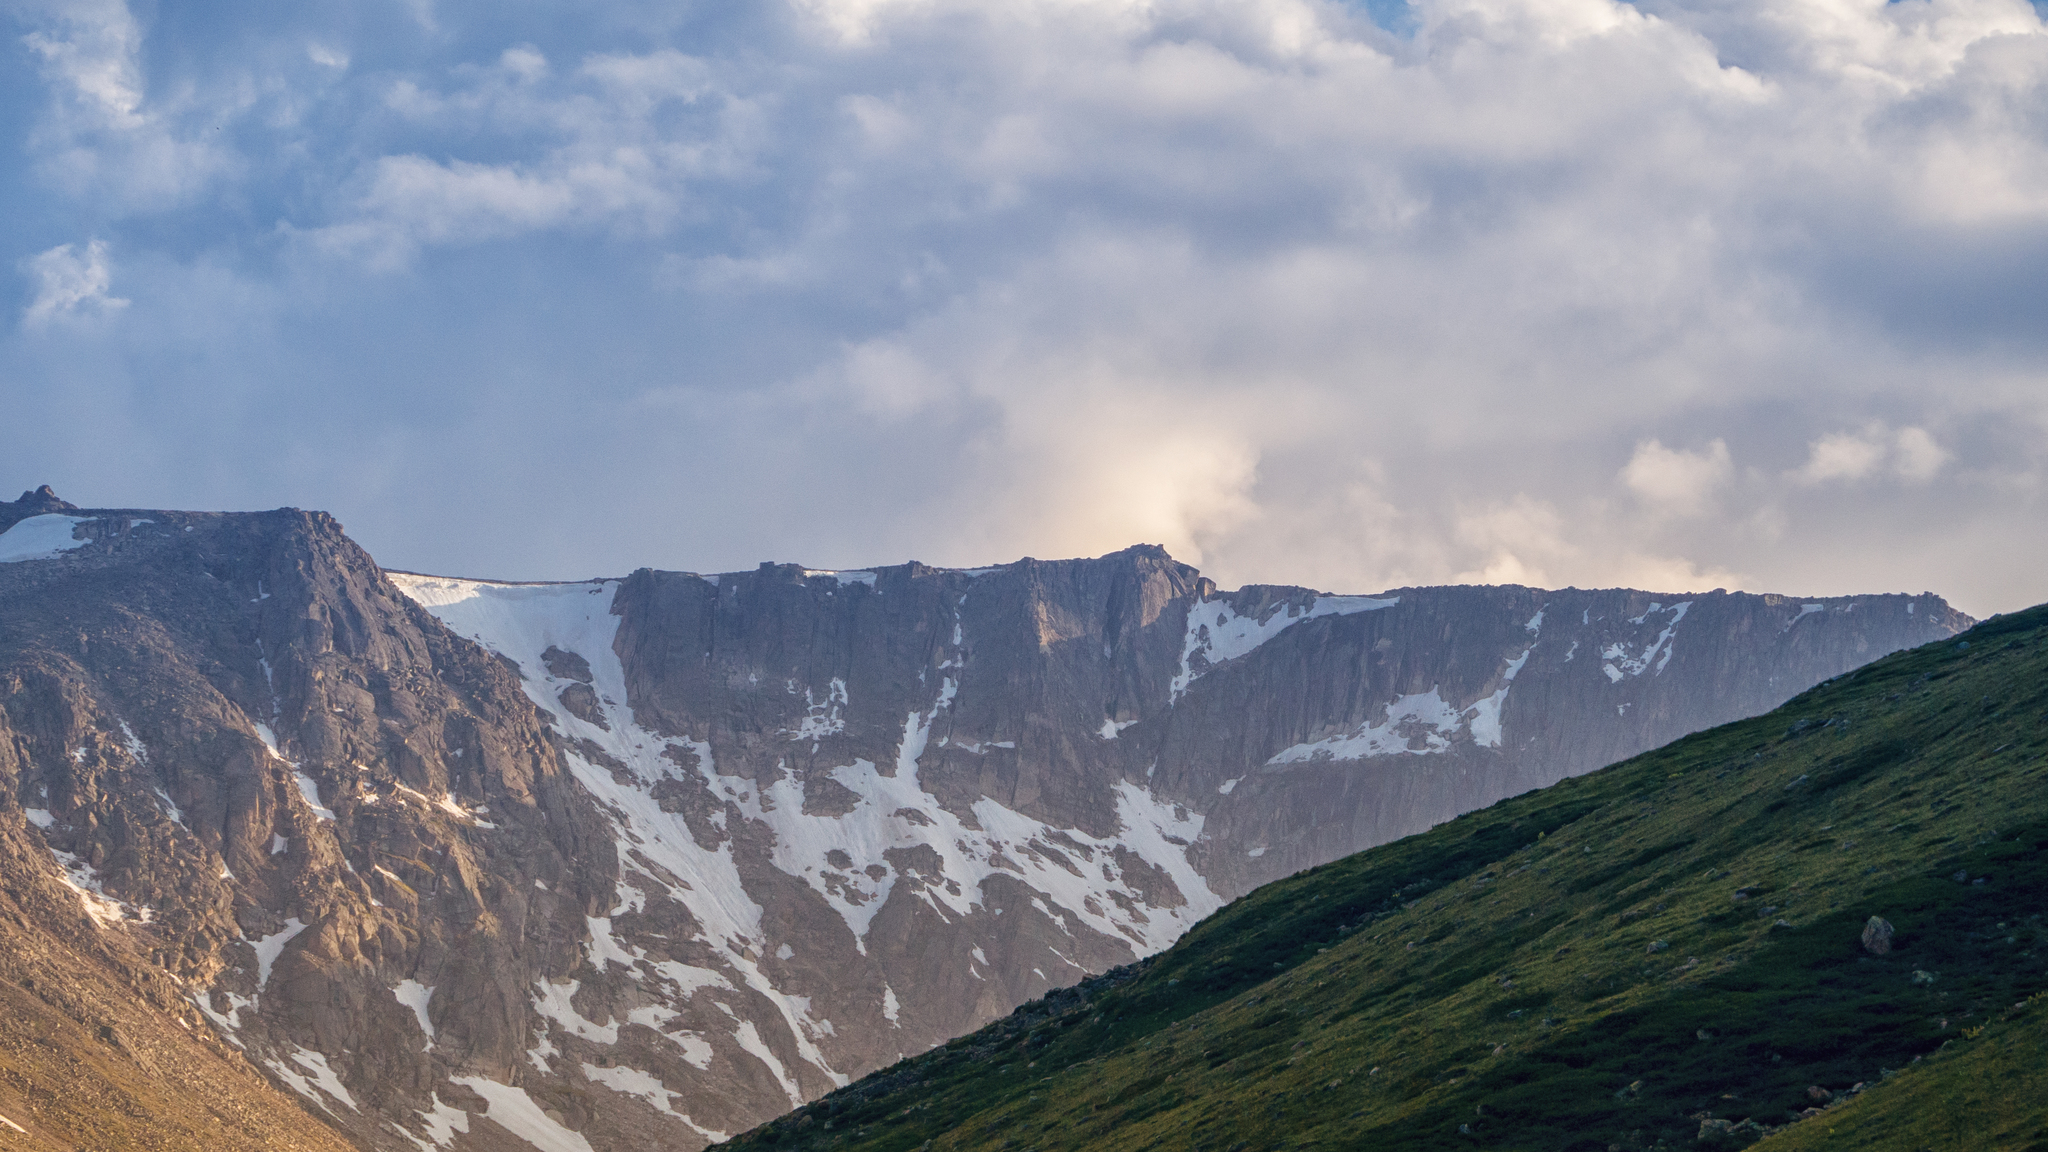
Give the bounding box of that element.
[724,605,2048,1152]
[0,486,1969,1150]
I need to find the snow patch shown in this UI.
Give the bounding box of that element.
[533,980,618,1043]
[118,719,148,764]
[1466,685,1511,748]
[408,1094,470,1150]
[580,1061,724,1139]
[1269,686,1487,764]
[804,569,877,587]
[193,987,255,1040]
[436,792,494,826]
[581,1061,679,1113]
[294,772,336,821]
[253,722,285,759]
[786,678,849,741]
[1266,629,1534,765]
[526,1025,560,1072]
[733,1019,804,1106]
[948,738,1016,754]
[1172,593,1398,699]
[650,959,733,1000]
[1217,777,1240,795]
[586,915,639,971]
[153,787,185,827]
[1098,718,1137,739]
[0,514,94,562]
[450,1076,594,1152]
[393,979,435,1044]
[24,808,53,829]
[254,918,309,988]
[675,1032,717,1069]
[51,849,149,926]
[265,1046,359,1115]
[1601,602,1692,679]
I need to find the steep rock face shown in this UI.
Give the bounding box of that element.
[1145,583,1966,893]
[0,490,1970,1152]
[0,496,630,1149]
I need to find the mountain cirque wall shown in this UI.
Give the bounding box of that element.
[568,555,1968,900]
[0,487,1970,1151]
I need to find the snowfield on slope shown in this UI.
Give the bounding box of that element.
[0,514,96,562]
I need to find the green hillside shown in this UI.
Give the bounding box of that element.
[717,604,2048,1152]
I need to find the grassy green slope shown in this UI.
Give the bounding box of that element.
[719,606,2048,1152]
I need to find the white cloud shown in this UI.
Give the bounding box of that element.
[309,46,739,265]
[20,239,128,327]
[19,0,145,129]
[1795,429,1889,483]
[1795,425,1951,485]
[1891,426,1950,483]
[1447,493,1746,592]
[1451,495,1572,587]
[1620,438,1732,514]
[14,0,235,208]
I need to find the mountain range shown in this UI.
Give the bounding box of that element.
[0,486,1972,1150]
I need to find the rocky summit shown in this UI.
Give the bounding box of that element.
[0,489,1969,1150]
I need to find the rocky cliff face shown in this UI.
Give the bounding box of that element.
[0,489,1971,1151]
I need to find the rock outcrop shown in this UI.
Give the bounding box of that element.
[0,489,1971,1150]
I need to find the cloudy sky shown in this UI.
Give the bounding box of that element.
[4,0,2046,616]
